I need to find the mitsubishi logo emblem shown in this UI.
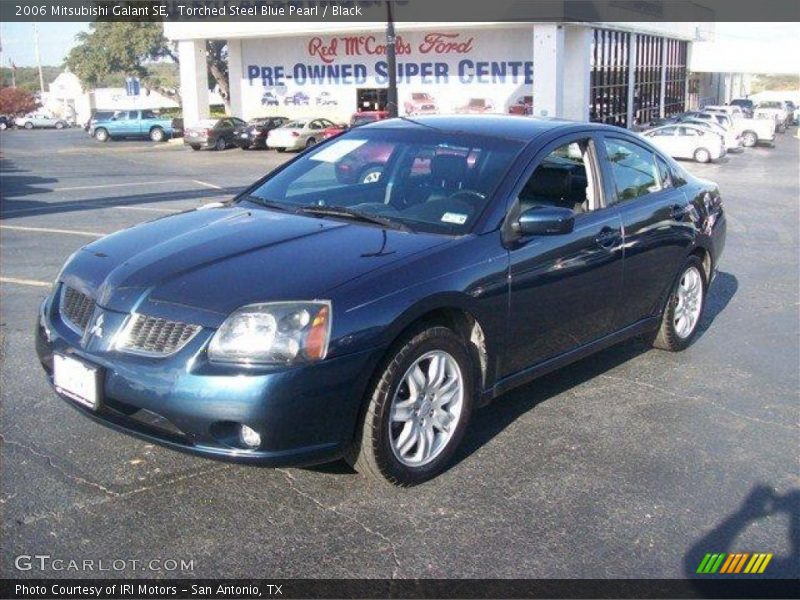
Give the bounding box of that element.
[89,313,104,339]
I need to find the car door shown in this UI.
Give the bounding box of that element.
[502,132,624,377]
[598,135,693,328]
[644,126,680,158]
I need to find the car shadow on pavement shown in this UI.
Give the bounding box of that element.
[683,484,799,585]
[308,271,739,477]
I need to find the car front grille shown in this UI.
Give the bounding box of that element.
[119,314,201,356]
[61,286,96,332]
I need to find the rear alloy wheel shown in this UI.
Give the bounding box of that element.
[345,326,474,486]
[94,128,109,142]
[150,127,165,142]
[24,122,34,130]
[742,131,758,147]
[693,147,711,163]
[55,121,65,130]
[190,144,201,151]
[653,256,707,352]
[306,137,317,149]
[360,167,384,184]
[215,137,226,151]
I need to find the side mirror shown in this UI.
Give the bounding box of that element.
[513,206,575,236]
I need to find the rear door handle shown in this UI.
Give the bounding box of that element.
[595,227,621,247]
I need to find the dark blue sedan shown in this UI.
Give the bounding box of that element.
[36,116,726,486]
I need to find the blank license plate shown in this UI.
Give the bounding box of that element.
[54,354,100,410]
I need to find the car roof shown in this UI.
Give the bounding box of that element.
[361,115,615,142]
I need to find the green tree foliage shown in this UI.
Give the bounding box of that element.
[751,74,800,93]
[0,66,62,93]
[0,86,40,115]
[65,22,230,109]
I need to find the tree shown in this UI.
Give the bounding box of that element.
[65,23,231,110]
[0,87,39,116]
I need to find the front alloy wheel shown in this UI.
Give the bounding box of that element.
[346,326,474,486]
[653,256,707,351]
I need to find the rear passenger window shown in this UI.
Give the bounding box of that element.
[604,139,660,202]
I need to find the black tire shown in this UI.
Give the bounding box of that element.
[190,144,201,151]
[693,147,711,163]
[742,131,758,148]
[94,128,109,142]
[653,256,707,352]
[306,137,317,148]
[149,127,165,142]
[345,325,475,486]
[276,147,286,153]
[55,121,65,130]
[214,137,226,151]
[24,122,33,130]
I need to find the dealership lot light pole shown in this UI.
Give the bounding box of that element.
[385,1,399,117]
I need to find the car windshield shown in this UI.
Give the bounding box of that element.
[246,128,524,235]
[282,120,308,129]
[759,102,782,109]
[351,115,378,127]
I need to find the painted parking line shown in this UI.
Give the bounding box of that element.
[0,276,51,288]
[0,225,105,238]
[192,179,223,190]
[53,180,184,192]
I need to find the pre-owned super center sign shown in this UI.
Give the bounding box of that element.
[239,27,534,118]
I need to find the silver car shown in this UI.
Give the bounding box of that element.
[14,113,69,130]
[641,123,725,163]
[266,118,336,152]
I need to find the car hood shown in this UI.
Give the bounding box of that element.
[62,204,452,327]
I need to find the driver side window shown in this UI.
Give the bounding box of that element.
[517,139,597,215]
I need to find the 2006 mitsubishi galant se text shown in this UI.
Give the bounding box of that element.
[37,116,726,485]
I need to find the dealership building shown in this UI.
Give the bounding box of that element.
[165,21,708,128]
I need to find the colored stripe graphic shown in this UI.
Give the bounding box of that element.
[699,552,772,574]
[758,554,773,573]
[697,553,727,573]
[720,554,736,573]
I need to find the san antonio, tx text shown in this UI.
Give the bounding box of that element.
[15,583,278,597]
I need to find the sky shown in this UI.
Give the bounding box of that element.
[0,21,797,68]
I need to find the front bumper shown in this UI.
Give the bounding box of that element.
[36,292,380,466]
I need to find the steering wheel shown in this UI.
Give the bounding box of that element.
[448,190,486,206]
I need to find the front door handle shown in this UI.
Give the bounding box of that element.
[595,227,621,248]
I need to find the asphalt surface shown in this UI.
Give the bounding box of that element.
[1,127,798,580]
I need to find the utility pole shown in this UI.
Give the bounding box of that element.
[33,23,45,97]
[385,1,398,118]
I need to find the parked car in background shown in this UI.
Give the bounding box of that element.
[315,92,337,106]
[404,92,438,116]
[284,92,310,106]
[456,98,495,114]
[703,105,745,120]
[15,113,69,130]
[322,111,390,140]
[37,116,726,485]
[0,116,9,130]
[789,101,800,125]
[266,118,337,151]
[680,118,742,152]
[508,95,533,115]
[233,116,289,150]
[262,92,279,107]
[184,117,247,151]
[729,98,755,118]
[783,101,798,125]
[755,101,789,132]
[92,110,182,142]
[641,123,725,163]
[680,111,735,131]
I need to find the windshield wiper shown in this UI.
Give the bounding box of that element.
[297,205,410,231]
[244,196,291,212]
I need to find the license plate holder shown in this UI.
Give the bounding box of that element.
[53,354,102,410]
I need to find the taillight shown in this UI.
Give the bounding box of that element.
[291,132,300,137]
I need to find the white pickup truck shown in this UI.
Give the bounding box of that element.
[755,101,790,133]
[735,117,776,147]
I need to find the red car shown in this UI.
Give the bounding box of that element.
[322,111,390,140]
[509,95,533,115]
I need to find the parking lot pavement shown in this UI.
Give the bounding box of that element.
[1,127,798,579]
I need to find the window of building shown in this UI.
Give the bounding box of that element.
[590,29,631,127]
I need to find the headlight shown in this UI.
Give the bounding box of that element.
[208,301,332,365]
